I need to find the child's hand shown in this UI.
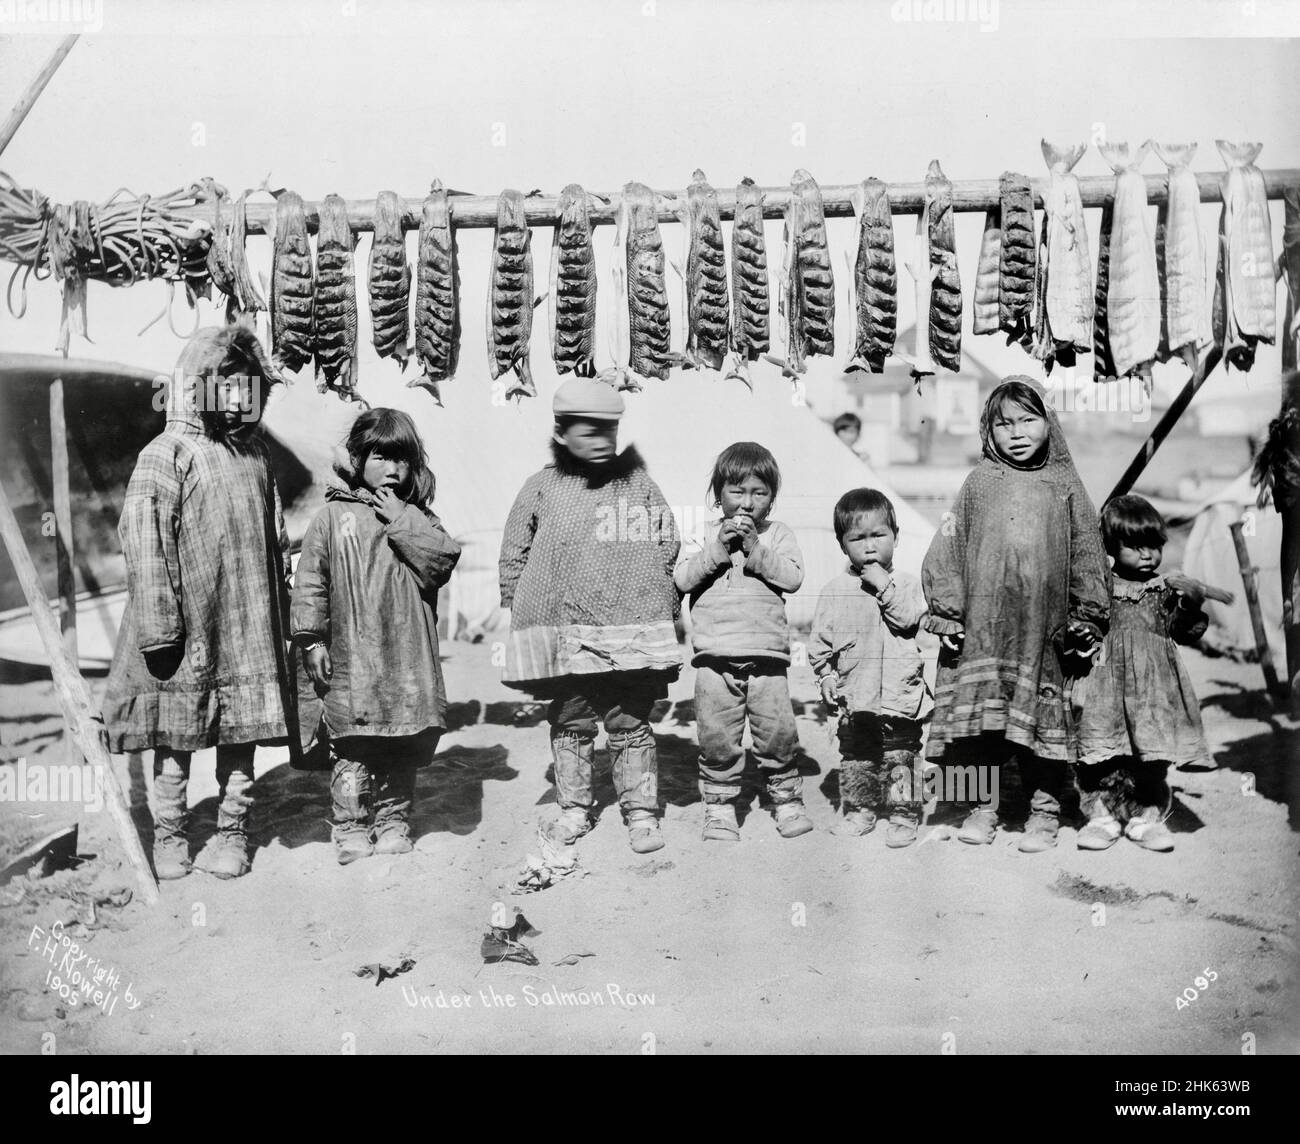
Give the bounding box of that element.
[859,562,891,594]
[1065,619,1102,660]
[717,518,740,548]
[304,645,333,691]
[819,674,843,711]
[372,488,405,524]
[1164,572,1206,606]
[734,514,758,554]
[939,631,965,655]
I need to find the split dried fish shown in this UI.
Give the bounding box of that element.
[777,168,834,376]
[617,181,672,383]
[924,160,962,373]
[844,177,896,374]
[1097,142,1159,379]
[313,193,360,400]
[411,180,461,402]
[1213,141,1276,372]
[726,176,770,385]
[972,172,1034,349]
[1033,141,1093,372]
[487,188,537,400]
[367,190,411,368]
[228,191,267,320]
[202,178,234,302]
[973,206,1001,336]
[1152,143,1210,366]
[549,183,598,377]
[679,169,730,371]
[270,190,315,374]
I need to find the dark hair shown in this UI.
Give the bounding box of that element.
[980,377,1049,456]
[833,488,898,540]
[708,441,781,507]
[833,412,862,433]
[554,415,616,435]
[344,407,436,505]
[1100,494,1167,555]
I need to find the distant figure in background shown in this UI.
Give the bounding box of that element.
[1073,496,1213,853]
[834,412,864,454]
[675,442,811,841]
[292,409,461,865]
[103,325,293,881]
[810,488,933,847]
[499,375,681,855]
[922,377,1110,853]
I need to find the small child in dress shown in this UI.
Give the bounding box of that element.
[675,442,811,841]
[810,489,934,847]
[293,409,462,864]
[1073,495,1213,852]
[922,377,1110,852]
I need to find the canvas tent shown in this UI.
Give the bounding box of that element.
[262,367,937,637]
[1181,469,1284,667]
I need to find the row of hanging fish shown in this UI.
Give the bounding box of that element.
[200,147,1280,406]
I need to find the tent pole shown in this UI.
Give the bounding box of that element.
[49,376,82,766]
[1107,345,1223,502]
[1228,519,1286,701]
[0,478,159,906]
[0,34,80,159]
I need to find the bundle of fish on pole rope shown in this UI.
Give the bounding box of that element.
[0,146,1290,406]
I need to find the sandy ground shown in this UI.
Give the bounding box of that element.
[0,639,1296,1056]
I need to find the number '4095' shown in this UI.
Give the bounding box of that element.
[1176,967,1218,1009]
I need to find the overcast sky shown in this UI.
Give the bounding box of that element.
[2,0,1297,421]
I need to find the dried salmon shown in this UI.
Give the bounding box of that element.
[678,169,730,371]
[313,193,360,400]
[411,180,461,402]
[776,169,834,376]
[487,188,537,400]
[925,160,961,373]
[549,183,598,378]
[726,176,770,386]
[844,177,895,374]
[203,178,234,303]
[270,190,314,374]
[972,172,1035,350]
[228,191,267,321]
[617,181,672,383]
[1097,142,1159,379]
[1152,143,1210,366]
[1213,141,1276,372]
[1033,141,1093,372]
[368,190,411,368]
[973,207,1001,336]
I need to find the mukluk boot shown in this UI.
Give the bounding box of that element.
[330,757,374,865]
[151,751,192,880]
[373,765,417,856]
[197,757,255,879]
[546,729,597,845]
[768,771,813,838]
[700,780,741,842]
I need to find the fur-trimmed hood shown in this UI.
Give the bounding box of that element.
[548,439,648,486]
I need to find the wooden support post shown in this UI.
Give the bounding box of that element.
[49,377,81,766]
[1107,346,1224,502]
[0,35,80,159]
[0,480,158,906]
[1228,519,1286,701]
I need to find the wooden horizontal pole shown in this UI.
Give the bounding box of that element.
[0,34,79,159]
[177,168,1300,235]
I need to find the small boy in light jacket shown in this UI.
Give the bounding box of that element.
[675,442,810,841]
[809,488,933,847]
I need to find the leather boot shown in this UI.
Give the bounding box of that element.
[700,780,741,842]
[331,756,374,865]
[547,730,596,844]
[151,750,192,880]
[767,771,813,838]
[196,752,255,879]
[610,724,663,851]
[373,765,417,855]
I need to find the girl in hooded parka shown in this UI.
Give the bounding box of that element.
[292,408,461,864]
[103,325,294,881]
[922,377,1110,852]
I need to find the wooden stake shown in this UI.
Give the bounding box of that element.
[0,479,158,906]
[0,35,79,159]
[49,377,81,766]
[1107,345,1223,502]
[1229,519,1286,701]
